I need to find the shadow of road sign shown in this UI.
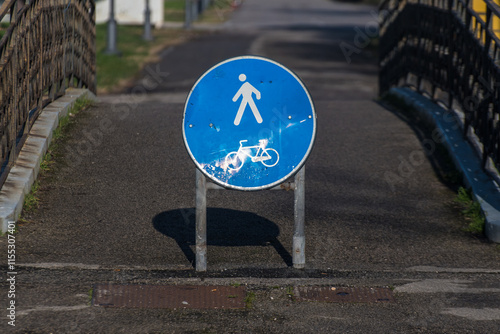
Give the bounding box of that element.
[152,208,292,267]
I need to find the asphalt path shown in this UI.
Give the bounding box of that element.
[2,0,500,332]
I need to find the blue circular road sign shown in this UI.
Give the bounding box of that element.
[183,56,316,191]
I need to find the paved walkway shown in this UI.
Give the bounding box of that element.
[2,0,500,332]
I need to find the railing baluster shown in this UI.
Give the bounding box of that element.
[0,0,96,187]
[379,0,500,171]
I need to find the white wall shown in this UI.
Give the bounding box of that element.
[96,0,164,28]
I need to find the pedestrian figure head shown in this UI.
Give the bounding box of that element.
[239,73,247,82]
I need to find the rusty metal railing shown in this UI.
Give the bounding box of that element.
[379,0,500,171]
[0,0,96,187]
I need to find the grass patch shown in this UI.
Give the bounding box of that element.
[96,24,151,91]
[164,0,186,22]
[0,23,8,39]
[96,24,192,93]
[164,0,237,23]
[96,2,236,93]
[454,187,485,234]
[165,0,187,11]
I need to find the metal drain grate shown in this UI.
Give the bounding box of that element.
[294,286,394,303]
[92,284,246,309]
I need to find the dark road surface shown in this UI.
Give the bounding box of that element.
[1,0,500,332]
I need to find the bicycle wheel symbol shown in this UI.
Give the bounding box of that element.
[226,152,244,171]
[261,148,279,167]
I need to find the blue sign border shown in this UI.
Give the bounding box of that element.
[183,55,316,191]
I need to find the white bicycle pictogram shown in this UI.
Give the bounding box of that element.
[225,140,279,171]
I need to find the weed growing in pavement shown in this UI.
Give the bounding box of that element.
[244,291,256,309]
[39,152,53,172]
[53,97,95,146]
[42,97,94,176]
[22,181,40,214]
[88,288,94,305]
[454,187,485,234]
[20,97,94,217]
[285,286,295,301]
[42,97,95,173]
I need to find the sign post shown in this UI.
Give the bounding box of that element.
[293,167,305,268]
[195,169,207,272]
[183,56,316,271]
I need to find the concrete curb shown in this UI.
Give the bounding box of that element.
[388,87,500,243]
[0,88,98,233]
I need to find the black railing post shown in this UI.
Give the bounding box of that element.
[447,0,454,109]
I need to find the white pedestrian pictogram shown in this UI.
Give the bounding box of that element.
[232,74,263,126]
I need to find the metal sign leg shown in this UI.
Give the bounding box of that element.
[293,167,305,269]
[195,169,207,272]
[194,166,306,271]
